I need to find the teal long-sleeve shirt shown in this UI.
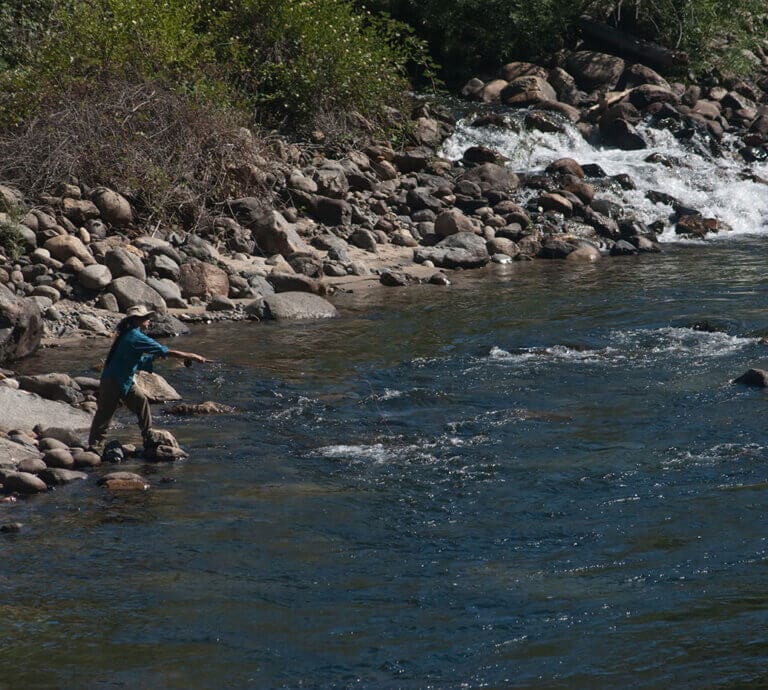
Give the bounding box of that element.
[102,327,169,396]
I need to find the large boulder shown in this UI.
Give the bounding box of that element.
[599,118,647,150]
[133,371,181,402]
[43,235,95,265]
[250,206,315,257]
[105,247,146,281]
[628,84,680,110]
[62,198,100,226]
[312,165,349,199]
[0,437,43,467]
[109,276,168,314]
[314,197,352,226]
[16,373,83,405]
[91,187,133,227]
[414,232,490,269]
[266,272,324,295]
[250,292,338,321]
[566,51,626,92]
[734,368,768,387]
[501,76,557,106]
[78,264,113,291]
[461,163,520,195]
[146,278,187,308]
[178,260,229,299]
[434,209,476,237]
[0,185,22,213]
[0,386,92,430]
[2,471,48,494]
[0,285,43,363]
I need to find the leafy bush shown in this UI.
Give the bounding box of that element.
[589,0,768,74]
[0,0,222,126]
[364,0,766,78]
[0,0,54,71]
[212,0,436,132]
[0,221,24,261]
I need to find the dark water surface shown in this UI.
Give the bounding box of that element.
[4,241,768,688]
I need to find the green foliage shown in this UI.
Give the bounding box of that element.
[0,0,54,71]
[360,0,581,76]
[213,0,436,131]
[0,0,226,126]
[39,0,213,81]
[588,0,767,74]
[0,222,24,261]
[363,0,766,78]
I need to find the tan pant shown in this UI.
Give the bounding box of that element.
[88,377,152,449]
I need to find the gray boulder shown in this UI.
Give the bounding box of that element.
[105,247,147,281]
[146,314,191,338]
[91,187,133,227]
[250,292,338,321]
[734,369,768,387]
[435,209,475,237]
[314,197,352,226]
[461,163,520,194]
[16,373,83,405]
[133,371,181,402]
[313,165,349,199]
[414,232,490,269]
[0,285,43,363]
[146,278,187,308]
[109,276,168,314]
[566,51,626,92]
[43,448,75,469]
[148,253,181,281]
[178,260,229,299]
[40,468,88,486]
[266,272,323,295]
[0,386,91,435]
[78,264,113,291]
[3,471,47,494]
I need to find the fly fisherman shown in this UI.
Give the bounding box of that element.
[88,305,212,452]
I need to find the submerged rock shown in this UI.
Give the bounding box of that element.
[734,368,768,387]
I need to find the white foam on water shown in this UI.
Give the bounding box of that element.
[487,344,614,364]
[662,442,767,469]
[441,115,768,238]
[315,443,395,463]
[612,327,754,359]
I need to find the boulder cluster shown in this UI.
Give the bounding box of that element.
[2,45,768,509]
[2,47,767,362]
[0,366,235,501]
[463,50,768,161]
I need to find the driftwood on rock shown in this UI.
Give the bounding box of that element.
[579,16,689,69]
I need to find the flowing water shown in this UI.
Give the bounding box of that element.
[3,116,768,688]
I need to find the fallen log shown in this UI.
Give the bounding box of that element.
[579,16,689,69]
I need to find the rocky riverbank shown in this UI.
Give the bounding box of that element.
[2,45,768,502]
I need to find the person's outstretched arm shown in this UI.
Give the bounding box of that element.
[166,349,213,363]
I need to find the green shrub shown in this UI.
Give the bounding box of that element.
[0,221,24,261]
[364,0,766,79]
[0,0,222,126]
[0,0,55,71]
[212,0,436,133]
[42,0,212,80]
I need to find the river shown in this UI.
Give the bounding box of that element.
[2,114,768,688]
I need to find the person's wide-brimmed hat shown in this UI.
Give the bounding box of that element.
[125,305,156,319]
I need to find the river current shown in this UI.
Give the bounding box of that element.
[3,116,768,688]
